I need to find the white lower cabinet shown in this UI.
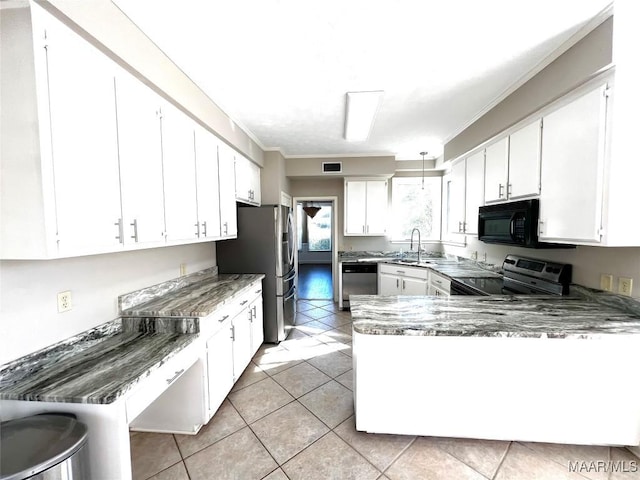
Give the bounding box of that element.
[205,316,234,418]
[378,264,429,295]
[201,281,263,421]
[428,271,451,297]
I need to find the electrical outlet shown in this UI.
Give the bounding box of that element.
[180,263,187,276]
[57,291,72,313]
[600,274,614,292]
[618,277,633,296]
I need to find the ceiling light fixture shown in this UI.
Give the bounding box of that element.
[344,91,384,142]
[420,151,428,189]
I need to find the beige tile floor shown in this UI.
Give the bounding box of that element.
[131,300,640,480]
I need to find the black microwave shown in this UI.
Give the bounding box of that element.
[477,199,573,249]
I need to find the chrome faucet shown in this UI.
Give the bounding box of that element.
[410,228,421,264]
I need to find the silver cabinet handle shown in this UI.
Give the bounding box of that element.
[396,278,399,288]
[252,305,257,319]
[362,225,365,233]
[230,325,235,341]
[458,221,463,233]
[218,314,229,323]
[498,184,504,198]
[240,300,248,306]
[130,219,138,242]
[255,289,262,294]
[166,369,184,385]
[366,225,369,233]
[223,222,228,236]
[115,218,124,243]
[201,221,207,237]
[402,280,406,290]
[538,220,544,235]
[194,222,200,237]
[507,184,512,197]
[396,270,405,274]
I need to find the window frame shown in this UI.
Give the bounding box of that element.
[389,175,443,243]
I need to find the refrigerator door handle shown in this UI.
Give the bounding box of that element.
[284,286,296,301]
[283,268,297,282]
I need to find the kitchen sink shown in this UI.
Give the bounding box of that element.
[388,259,433,266]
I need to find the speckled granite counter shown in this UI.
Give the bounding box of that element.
[350,287,640,339]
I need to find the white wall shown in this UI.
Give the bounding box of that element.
[444,238,640,299]
[0,243,216,364]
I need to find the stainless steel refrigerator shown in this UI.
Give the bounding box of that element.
[217,204,296,343]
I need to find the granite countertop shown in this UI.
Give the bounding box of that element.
[120,271,265,317]
[338,251,501,279]
[0,321,198,404]
[350,287,640,339]
[0,269,265,404]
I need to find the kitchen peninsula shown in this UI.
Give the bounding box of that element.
[351,290,640,447]
[0,268,264,480]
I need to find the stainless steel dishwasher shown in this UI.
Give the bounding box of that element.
[341,262,377,310]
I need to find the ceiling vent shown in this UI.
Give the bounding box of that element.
[322,162,342,174]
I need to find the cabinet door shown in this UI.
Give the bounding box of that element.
[539,85,607,243]
[206,319,234,417]
[508,118,541,199]
[232,307,253,381]
[194,127,221,239]
[44,16,122,254]
[401,277,429,295]
[115,72,166,246]
[365,180,388,235]
[248,160,261,206]
[378,272,401,295]
[161,102,199,242]
[249,293,264,356]
[484,138,509,203]
[234,154,250,202]
[218,143,238,238]
[345,181,367,235]
[448,160,466,235]
[464,151,485,235]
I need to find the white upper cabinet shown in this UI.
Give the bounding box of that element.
[539,84,607,244]
[464,150,485,235]
[160,102,199,242]
[446,153,483,237]
[42,8,123,256]
[447,160,466,236]
[194,126,221,239]
[484,121,541,204]
[508,119,542,200]
[218,143,238,238]
[235,154,261,206]
[483,137,509,203]
[1,4,125,258]
[114,71,166,247]
[344,179,388,236]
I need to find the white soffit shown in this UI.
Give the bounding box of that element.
[113,0,611,160]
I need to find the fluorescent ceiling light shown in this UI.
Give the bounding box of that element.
[344,91,384,142]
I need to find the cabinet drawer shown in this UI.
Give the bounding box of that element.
[125,342,199,424]
[429,271,451,292]
[199,282,262,337]
[379,263,429,280]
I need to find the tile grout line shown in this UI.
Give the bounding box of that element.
[491,441,513,480]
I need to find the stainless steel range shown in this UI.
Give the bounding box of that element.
[454,254,572,296]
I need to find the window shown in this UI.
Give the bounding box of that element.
[390,176,442,241]
[297,203,332,251]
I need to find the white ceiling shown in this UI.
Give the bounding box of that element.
[113,0,610,160]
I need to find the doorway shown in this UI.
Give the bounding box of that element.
[294,197,338,301]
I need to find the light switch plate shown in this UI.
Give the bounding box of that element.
[600,274,613,292]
